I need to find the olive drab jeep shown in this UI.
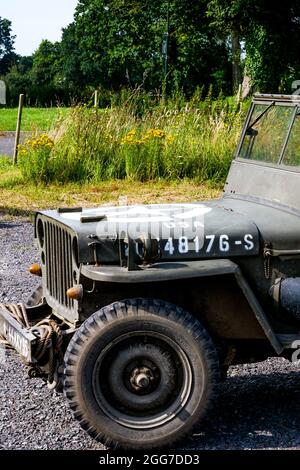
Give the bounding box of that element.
[2,93,300,449]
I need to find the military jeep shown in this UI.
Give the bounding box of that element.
[2,93,300,449]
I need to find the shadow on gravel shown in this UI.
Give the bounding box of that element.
[0,222,25,229]
[182,369,300,450]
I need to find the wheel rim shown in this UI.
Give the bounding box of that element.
[92,331,193,430]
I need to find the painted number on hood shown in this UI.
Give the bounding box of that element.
[163,234,255,256]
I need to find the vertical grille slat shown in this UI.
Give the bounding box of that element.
[58,228,62,305]
[65,234,70,309]
[49,224,54,295]
[52,224,57,300]
[62,231,67,307]
[68,234,74,309]
[46,222,50,293]
[56,227,60,304]
[42,218,76,315]
[45,222,50,292]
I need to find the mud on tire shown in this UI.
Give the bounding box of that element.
[63,298,220,450]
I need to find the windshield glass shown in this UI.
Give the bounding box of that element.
[239,103,296,164]
[282,111,300,166]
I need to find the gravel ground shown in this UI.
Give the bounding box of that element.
[1,219,300,450]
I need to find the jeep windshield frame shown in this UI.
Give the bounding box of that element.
[236,94,300,170]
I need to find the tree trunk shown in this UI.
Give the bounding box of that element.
[231,29,241,94]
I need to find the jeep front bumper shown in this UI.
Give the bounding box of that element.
[0,307,36,362]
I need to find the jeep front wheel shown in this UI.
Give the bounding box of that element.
[63,299,220,450]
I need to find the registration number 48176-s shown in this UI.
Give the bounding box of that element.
[163,233,255,256]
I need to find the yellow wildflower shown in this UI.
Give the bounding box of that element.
[144,128,166,140]
[18,134,54,157]
[166,135,175,144]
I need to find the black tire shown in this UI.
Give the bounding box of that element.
[26,285,44,307]
[63,298,220,450]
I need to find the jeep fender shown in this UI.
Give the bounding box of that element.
[81,259,283,354]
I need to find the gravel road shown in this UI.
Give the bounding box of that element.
[1,219,300,450]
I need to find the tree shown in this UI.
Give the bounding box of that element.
[244,1,300,92]
[31,40,62,86]
[4,63,33,105]
[166,0,231,94]
[61,0,230,95]
[70,0,167,90]
[207,0,300,94]
[61,23,83,91]
[207,0,253,93]
[0,16,16,75]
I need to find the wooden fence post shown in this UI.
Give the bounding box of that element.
[13,94,24,165]
[94,90,99,110]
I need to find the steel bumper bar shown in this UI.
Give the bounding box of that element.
[0,308,36,362]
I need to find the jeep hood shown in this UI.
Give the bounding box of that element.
[37,200,260,264]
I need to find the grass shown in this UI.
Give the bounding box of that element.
[0,107,69,132]
[17,96,247,184]
[0,160,221,220]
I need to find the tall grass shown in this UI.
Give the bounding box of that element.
[18,92,249,184]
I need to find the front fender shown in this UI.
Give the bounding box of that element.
[81,259,283,354]
[81,259,238,283]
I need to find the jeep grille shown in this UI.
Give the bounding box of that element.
[41,219,78,321]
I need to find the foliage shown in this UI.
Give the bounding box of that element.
[4,57,34,106]
[244,2,300,92]
[17,93,248,184]
[18,134,54,182]
[207,1,300,93]
[4,40,71,106]
[0,16,16,75]
[206,0,252,92]
[2,1,233,104]
[31,41,62,86]
[64,0,231,95]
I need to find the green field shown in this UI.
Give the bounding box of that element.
[0,107,69,131]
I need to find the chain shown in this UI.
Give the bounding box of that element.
[264,254,271,279]
[263,243,272,280]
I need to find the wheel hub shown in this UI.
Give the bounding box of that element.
[92,332,193,428]
[130,366,154,391]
